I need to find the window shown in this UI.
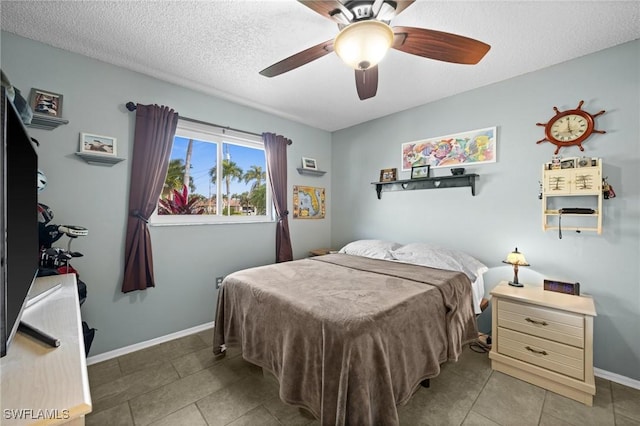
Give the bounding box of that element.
[150,119,272,225]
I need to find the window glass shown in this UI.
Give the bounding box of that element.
[150,120,271,225]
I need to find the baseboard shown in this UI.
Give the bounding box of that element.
[595,368,640,390]
[86,321,214,366]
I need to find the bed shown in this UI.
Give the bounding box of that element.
[213,241,486,425]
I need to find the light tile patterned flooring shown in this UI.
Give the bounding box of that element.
[86,328,640,425]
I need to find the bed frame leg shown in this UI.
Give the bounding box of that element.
[420,379,430,388]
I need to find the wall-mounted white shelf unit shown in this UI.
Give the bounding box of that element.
[75,152,125,166]
[541,159,602,234]
[28,113,69,130]
[296,168,326,177]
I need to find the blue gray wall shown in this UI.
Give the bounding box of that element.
[331,40,640,380]
[1,32,332,355]
[2,31,638,381]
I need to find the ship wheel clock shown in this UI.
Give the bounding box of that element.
[536,100,606,154]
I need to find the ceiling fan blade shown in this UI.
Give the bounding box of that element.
[297,0,353,24]
[355,66,378,100]
[392,26,490,65]
[260,39,335,77]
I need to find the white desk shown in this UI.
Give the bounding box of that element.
[1,274,92,425]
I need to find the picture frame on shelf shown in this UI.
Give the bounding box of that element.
[379,168,397,182]
[411,165,430,179]
[29,88,63,117]
[560,157,576,169]
[80,133,117,156]
[301,157,318,170]
[577,156,597,168]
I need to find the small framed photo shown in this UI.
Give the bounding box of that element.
[80,133,117,156]
[30,88,63,117]
[379,168,397,182]
[411,165,430,179]
[577,156,596,168]
[302,157,318,170]
[560,158,576,169]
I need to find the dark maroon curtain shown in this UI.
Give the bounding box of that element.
[122,104,178,293]
[263,132,293,263]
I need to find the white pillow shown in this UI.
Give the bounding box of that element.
[391,243,488,281]
[338,240,401,260]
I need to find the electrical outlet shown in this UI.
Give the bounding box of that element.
[215,276,224,289]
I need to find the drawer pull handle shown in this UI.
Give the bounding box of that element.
[525,317,548,326]
[525,346,548,356]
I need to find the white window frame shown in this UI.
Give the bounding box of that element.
[150,119,273,226]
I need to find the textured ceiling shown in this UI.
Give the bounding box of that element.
[2,1,639,132]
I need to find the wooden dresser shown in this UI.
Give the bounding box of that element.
[489,281,597,406]
[1,274,92,425]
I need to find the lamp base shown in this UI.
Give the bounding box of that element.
[508,281,524,287]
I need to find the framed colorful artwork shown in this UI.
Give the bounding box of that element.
[293,185,325,219]
[401,126,497,171]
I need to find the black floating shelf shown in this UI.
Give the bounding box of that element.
[296,168,326,177]
[371,174,479,199]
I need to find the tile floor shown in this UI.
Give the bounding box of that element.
[86,329,640,425]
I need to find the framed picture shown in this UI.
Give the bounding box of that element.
[411,165,430,179]
[293,185,325,219]
[302,157,318,170]
[401,126,497,171]
[29,88,63,117]
[379,168,397,182]
[80,133,117,156]
[576,156,597,168]
[560,158,576,169]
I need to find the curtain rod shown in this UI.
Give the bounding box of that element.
[125,101,273,140]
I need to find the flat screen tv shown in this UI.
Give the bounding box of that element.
[1,87,39,357]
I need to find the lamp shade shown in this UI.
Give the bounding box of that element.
[503,247,530,266]
[334,20,394,70]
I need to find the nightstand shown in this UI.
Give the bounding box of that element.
[489,281,597,406]
[308,248,335,257]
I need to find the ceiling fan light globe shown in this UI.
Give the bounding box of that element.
[334,20,394,70]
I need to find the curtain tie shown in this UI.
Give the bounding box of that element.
[132,210,149,223]
[279,210,289,219]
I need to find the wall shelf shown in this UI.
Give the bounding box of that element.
[371,174,478,199]
[541,160,602,234]
[297,168,326,177]
[75,152,125,166]
[27,113,69,130]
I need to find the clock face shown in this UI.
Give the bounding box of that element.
[549,113,588,142]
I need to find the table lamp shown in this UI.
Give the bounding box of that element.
[502,247,529,287]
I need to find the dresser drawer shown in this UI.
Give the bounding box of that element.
[497,299,584,348]
[497,327,584,380]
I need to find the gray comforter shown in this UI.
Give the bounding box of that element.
[213,254,478,425]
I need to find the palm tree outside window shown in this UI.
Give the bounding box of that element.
[150,119,272,225]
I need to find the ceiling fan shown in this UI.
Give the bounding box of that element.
[259,0,491,100]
